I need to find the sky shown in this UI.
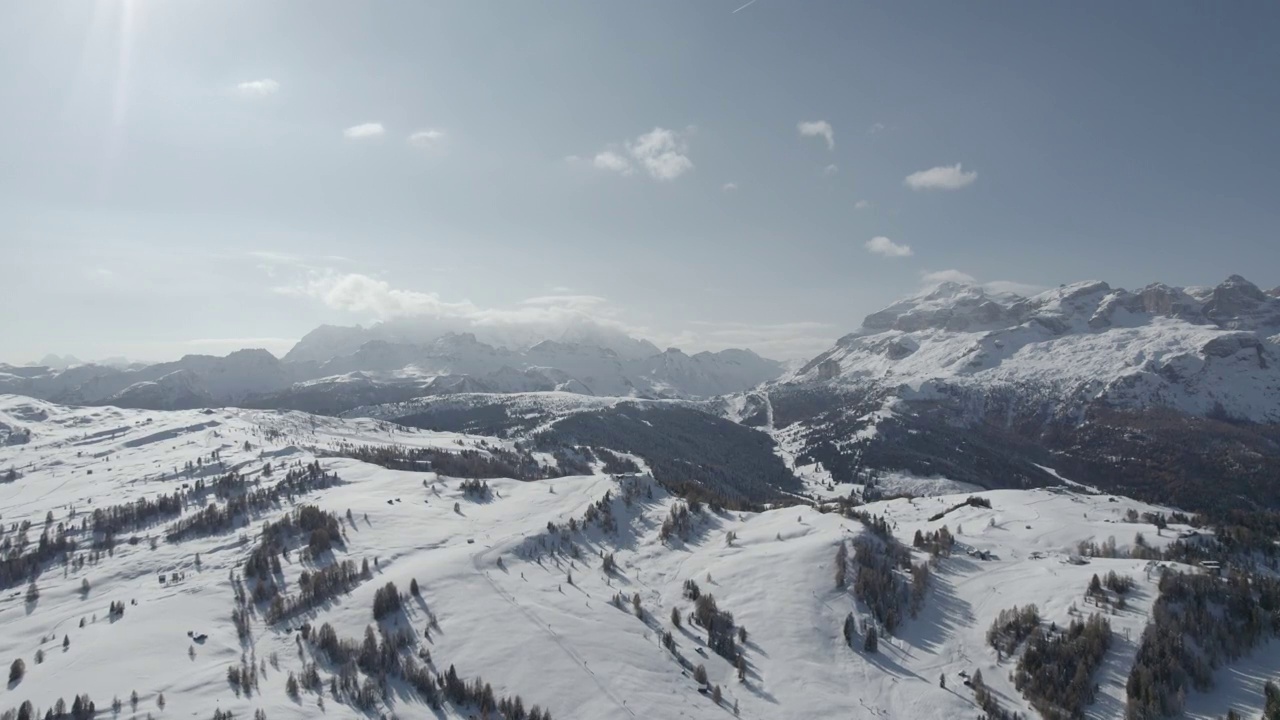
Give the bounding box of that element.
[2,1,1279,364]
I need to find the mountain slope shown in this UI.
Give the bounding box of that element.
[4,395,1256,720]
[761,276,1280,513]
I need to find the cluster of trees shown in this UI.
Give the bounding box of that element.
[1126,570,1280,719]
[330,443,550,481]
[579,490,619,535]
[266,559,369,623]
[1088,571,1135,606]
[692,594,740,662]
[163,465,342,542]
[926,495,991,522]
[1014,613,1112,719]
[308,621,552,719]
[0,527,74,591]
[0,695,98,720]
[372,582,403,620]
[596,448,640,475]
[972,669,1025,720]
[536,405,801,509]
[911,525,955,557]
[547,447,592,476]
[458,479,492,498]
[441,664,554,720]
[243,505,344,585]
[986,604,1041,658]
[850,535,912,633]
[1046,406,1280,515]
[659,502,704,543]
[842,613,880,653]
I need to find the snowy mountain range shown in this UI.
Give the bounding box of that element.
[728,274,1280,515]
[787,274,1280,423]
[0,330,782,412]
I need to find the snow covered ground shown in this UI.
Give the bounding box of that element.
[0,395,1259,719]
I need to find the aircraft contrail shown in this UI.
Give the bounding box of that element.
[732,0,758,13]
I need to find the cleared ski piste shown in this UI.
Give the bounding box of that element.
[0,395,1259,719]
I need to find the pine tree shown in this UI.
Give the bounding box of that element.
[286,672,299,699]
[863,627,879,653]
[694,664,708,685]
[9,658,25,683]
[410,578,420,597]
[713,685,722,704]
[156,692,165,710]
[843,613,857,647]
[671,606,682,628]
[63,635,70,651]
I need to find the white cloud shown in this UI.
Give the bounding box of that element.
[186,337,296,347]
[868,122,886,134]
[277,272,475,318]
[823,164,839,177]
[271,269,831,359]
[519,295,611,311]
[408,128,446,148]
[854,199,872,210]
[904,163,978,190]
[234,79,279,97]
[983,280,1047,296]
[798,120,835,150]
[584,127,694,181]
[626,127,694,180]
[920,269,977,285]
[344,122,385,139]
[592,150,633,175]
[681,320,837,360]
[865,236,914,258]
[918,270,1044,297]
[722,182,738,192]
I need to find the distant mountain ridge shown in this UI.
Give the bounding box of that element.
[0,329,782,412]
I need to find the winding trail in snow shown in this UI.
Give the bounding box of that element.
[471,540,638,718]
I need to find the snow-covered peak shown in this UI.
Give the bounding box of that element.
[792,275,1280,423]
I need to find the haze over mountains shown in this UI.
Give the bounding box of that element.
[4,274,1276,423]
[0,323,783,413]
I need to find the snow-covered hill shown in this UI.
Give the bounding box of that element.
[2,395,1266,720]
[789,275,1280,423]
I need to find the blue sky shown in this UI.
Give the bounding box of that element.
[2,1,1278,362]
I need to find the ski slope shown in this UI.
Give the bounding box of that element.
[0,395,1254,719]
